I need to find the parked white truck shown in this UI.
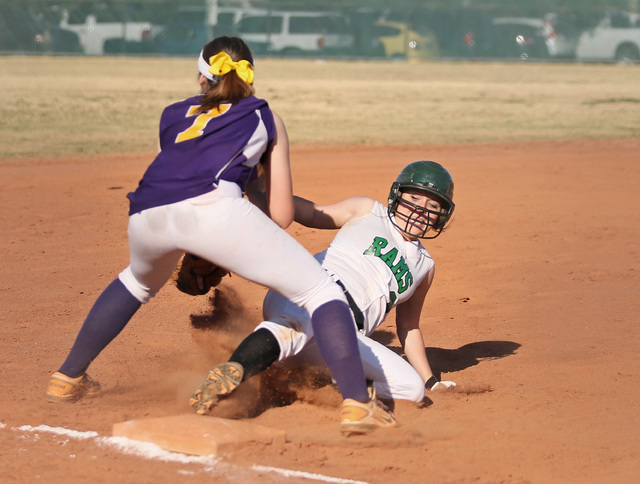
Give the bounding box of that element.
[58,3,161,55]
[576,11,640,63]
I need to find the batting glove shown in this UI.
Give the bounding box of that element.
[425,376,456,392]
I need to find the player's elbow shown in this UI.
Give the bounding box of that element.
[270,208,294,229]
[268,196,295,228]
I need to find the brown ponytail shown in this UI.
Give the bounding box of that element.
[197,36,255,113]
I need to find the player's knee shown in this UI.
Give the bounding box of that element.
[291,277,347,316]
[254,321,309,360]
[408,383,427,403]
[118,267,156,303]
[404,372,427,402]
[381,376,425,403]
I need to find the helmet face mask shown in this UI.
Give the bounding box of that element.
[391,190,447,239]
[388,161,455,240]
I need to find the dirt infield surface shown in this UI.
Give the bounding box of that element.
[1,138,638,483]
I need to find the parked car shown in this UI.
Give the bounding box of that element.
[543,12,584,59]
[490,18,552,60]
[144,5,252,55]
[173,5,248,36]
[120,5,259,56]
[233,10,355,57]
[0,2,82,53]
[372,20,438,60]
[383,7,496,59]
[57,2,162,55]
[576,11,640,63]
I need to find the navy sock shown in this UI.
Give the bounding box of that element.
[311,300,369,402]
[229,328,281,381]
[58,278,141,378]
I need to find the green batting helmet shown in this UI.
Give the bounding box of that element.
[388,161,455,239]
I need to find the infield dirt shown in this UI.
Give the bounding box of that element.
[0,138,638,483]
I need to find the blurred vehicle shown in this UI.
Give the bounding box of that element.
[167,4,248,36]
[118,5,253,56]
[57,2,162,55]
[233,10,355,57]
[147,21,210,55]
[576,11,640,63]
[0,2,82,53]
[543,12,584,59]
[372,20,438,60]
[490,17,552,60]
[383,7,495,59]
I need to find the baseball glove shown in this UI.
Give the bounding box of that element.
[171,253,229,296]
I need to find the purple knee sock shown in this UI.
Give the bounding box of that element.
[58,278,141,377]
[311,300,369,402]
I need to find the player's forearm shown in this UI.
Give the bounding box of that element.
[246,175,293,228]
[293,196,338,229]
[293,196,316,226]
[403,329,434,382]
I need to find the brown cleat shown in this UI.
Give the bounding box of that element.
[46,371,101,403]
[340,388,398,436]
[190,362,244,415]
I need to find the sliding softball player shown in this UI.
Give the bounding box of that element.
[196,160,457,413]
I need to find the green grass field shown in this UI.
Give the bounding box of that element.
[1,55,639,161]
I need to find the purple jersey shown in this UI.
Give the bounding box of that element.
[128,95,275,215]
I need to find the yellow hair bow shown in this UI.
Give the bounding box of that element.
[208,52,254,84]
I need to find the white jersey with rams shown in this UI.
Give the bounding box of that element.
[319,200,434,336]
[255,201,435,402]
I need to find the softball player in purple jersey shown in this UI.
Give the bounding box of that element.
[46,36,395,434]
